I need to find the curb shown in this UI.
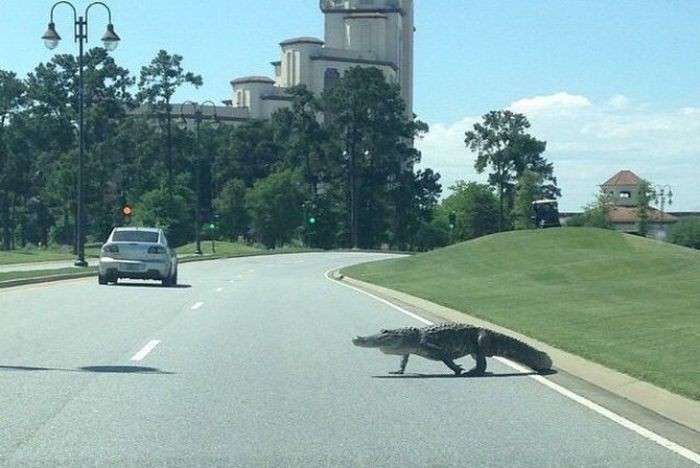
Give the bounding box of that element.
[335,271,700,434]
[0,271,97,289]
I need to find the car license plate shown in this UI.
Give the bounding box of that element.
[123,263,143,272]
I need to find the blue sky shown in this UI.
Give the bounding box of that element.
[1,1,698,211]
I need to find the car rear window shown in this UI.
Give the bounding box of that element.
[112,231,160,243]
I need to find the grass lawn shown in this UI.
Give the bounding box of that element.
[0,248,97,265]
[342,227,700,400]
[176,240,260,256]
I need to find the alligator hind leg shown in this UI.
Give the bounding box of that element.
[390,354,410,374]
[441,358,464,375]
[464,353,487,376]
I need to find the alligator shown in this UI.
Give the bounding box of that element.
[352,323,552,376]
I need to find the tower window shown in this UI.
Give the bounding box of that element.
[285,50,301,86]
[324,68,340,90]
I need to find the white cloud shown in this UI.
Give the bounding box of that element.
[417,93,700,212]
[509,92,592,116]
[608,94,629,109]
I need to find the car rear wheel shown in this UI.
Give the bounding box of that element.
[98,274,108,285]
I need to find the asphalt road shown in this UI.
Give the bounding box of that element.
[0,252,697,467]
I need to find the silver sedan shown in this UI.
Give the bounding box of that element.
[98,227,178,286]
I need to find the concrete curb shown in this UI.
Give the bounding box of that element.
[336,272,700,433]
[0,271,96,289]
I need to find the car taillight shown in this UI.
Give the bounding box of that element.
[103,244,119,253]
[148,246,166,254]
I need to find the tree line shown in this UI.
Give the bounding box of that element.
[0,48,559,252]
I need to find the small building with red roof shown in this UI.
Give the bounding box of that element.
[600,170,678,239]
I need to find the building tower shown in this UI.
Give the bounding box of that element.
[226,0,414,120]
[320,0,414,115]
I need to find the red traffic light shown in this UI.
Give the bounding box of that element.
[122,205,132,216]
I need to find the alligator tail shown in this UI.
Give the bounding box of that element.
[479,329,552,372]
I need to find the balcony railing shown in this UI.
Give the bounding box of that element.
[320,0,400,11]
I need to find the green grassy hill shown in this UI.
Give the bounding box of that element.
[342,227,700,400]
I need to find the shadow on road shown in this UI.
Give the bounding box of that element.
[107,282,191,289]
[372,369,557,379]
[0,364,174,374]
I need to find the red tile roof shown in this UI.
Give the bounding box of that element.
[608,206,678,224]
[601,170,643,187]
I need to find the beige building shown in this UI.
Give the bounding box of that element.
[223,0,414,120]
[601,170,678,240]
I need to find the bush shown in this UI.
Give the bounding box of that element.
[669,217,700,249]
[413,220,449,251]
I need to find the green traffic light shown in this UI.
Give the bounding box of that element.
[209,223,215,230]
[309,217,316,224]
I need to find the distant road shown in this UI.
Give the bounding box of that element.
[0,252,697,467]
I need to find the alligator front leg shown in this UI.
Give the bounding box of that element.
[390,354,410,374]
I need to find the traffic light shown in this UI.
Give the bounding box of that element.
[448,211,456,230]
[121,204,132,224]
[304,201,317,225]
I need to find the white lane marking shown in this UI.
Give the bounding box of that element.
[216,287,223,292]
[130,340,161,361]
[497,358,700,464]
[325,267,700,465]
[191,302,204,310]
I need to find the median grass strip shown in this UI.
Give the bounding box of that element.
[0,241,311,282]
[176,241,260,256]
[0,267,97,283]
[0,248,92,265]
[342,227,700,400]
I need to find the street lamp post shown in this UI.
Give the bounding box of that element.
[178,101,219,255]
[343,147,359,249]
[42,1,120,267]
[0,109,14,250]
[652,184,673,216]
[652,184,673,237]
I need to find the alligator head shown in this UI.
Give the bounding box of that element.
[352,327,420,355]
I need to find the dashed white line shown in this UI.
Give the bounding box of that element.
[191,302,204,310]
[216,287,223,292]
[130,340,161,361]
[325,266,700,465]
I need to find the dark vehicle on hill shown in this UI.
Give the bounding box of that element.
[532,199,561,228]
